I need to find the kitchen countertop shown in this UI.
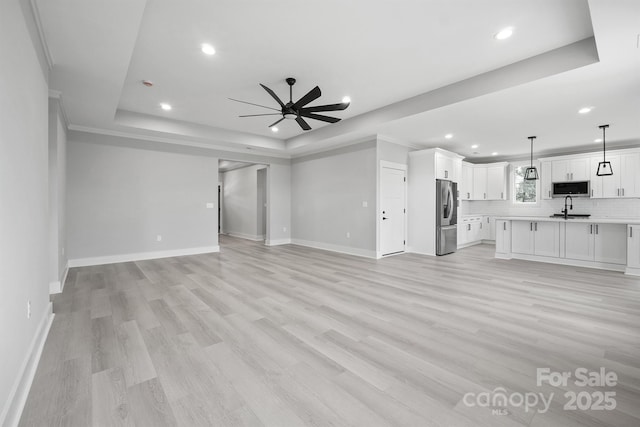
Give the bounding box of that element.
[494,216,640,224]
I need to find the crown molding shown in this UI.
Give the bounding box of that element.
[29,0,54,71]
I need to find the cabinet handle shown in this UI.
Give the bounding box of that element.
[468,224,471,231]
[484,193,486,199]
[445,170,448,178]
[622,188,625,196]
[487,217,490,223]
[503,222,506,231]
[596,224,599,234]
[480,223,483,229]
[631,227,633,238]
[501,192,503,199]
[535,222,538,231]
[617,188,620,196]
[590,224,593,234]
[571,173,574,180]
[530,222,533,231]
[467,192,470,199]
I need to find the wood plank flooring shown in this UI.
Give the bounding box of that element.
[19,236,640,426]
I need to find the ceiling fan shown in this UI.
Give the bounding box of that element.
[230,77,349,131]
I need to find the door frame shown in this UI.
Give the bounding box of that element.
[377,160,408,258]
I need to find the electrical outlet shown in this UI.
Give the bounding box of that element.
[27,300,31,319]
[346,232,350,238]
[156,235,162,242]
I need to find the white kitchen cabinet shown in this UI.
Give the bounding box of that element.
[460,162,473,200]
[487,165,507,200]
[488,216,496,241]
[511,220,559,257]
[565,222,595,261]
[435,153,454,181]
[594,223,627,265]
[564,222,626,265]
[495,220,511,255]
[457,223,467,246]
[552,158,589,182]
[628,225,640,270]
[472,167,487,200]
[591,152,640,198]
[541,161,553,200]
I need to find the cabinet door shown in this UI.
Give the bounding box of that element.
[552,160,569,182]
[496,220,511,254]
[436,154,454,180]
[533,221,560,257]
[511,221,534,255]
[489,216,496,241]
[541,161,553,200]
[620,153,640,198]
[461,162,473,200]
[457,223,467,246]
[594,223,627,265]
[600,155,621,198]
[569,158,590,181]
[628,225,640,269]
[590,157,602,198]
[486,165,506,200]
[564,222,594,261]
[472,167,487,200]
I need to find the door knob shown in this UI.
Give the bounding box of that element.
[382,217,388,220]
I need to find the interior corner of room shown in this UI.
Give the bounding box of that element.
[3,0,640,426]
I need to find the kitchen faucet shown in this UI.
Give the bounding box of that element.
[562,195,573,219]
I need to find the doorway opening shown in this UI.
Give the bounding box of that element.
[218,159,268,247]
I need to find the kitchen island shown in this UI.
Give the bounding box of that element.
[494,216,640,276]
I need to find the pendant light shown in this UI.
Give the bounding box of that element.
[596,124,613,176]
[524,136,539,180]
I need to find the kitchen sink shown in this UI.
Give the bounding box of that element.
[550,214,591,219]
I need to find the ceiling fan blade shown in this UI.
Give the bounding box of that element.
[269,117,285,127]
[239,113,282,117]
[228,98,280,112]
[300,102,350,113]
[260,84,286,109]
[298,112,341,123]
[293,86,321,109]
[295,116,312,131]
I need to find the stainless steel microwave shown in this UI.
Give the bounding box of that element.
[552,181,590,197]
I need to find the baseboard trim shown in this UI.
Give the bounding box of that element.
[68,246,220,267]
[506,252,626,272]
[626,266,640,276]
[406,247,436,257]
[265,238,291,246]
[223,232,264,241]
[0,302,54,427]
[48,262,69,295]
[290,239,377,259]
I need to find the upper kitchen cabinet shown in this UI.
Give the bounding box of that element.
[435,151,463,182]
[551,158,589,182]
[471,163,508,200]
[591,152,640,198]
[460,162,473,200]
[540,161,553,200]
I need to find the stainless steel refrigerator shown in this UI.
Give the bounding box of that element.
[436,179,458,255]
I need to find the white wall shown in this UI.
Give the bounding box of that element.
[221,165,266,241]
[0,0,52,424]
[257,168,267,237]
[266,163,292,245]
[291,141,377,257]
[67,138,220,264]
[48,98,67,293]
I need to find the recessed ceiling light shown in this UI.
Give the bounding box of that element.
[445,133,453,139]
[495,27,514,40]
[578,107,592,114]
[342,96,351,103]
[201,43,216,55]
[594,138,602,143]
[492,152,498,156]
[271,127,278,132]
[160,103,172,111]
[471,144,479,149]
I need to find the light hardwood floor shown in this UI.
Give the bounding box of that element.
[20,236,640,426]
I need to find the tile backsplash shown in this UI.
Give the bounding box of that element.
[461,198,640,219]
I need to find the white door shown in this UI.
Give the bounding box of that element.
[380,166,406,255]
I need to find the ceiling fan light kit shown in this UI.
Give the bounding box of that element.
[231,77,350,131]
[596,124,613,176]
[524,136,539,180]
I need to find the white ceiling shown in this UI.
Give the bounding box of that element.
[35,0,640,159]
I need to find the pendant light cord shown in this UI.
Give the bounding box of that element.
[528,136,536,168]
[599,124,609,161]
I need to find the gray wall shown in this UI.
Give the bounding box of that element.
[48,99,67,291]
[221,165,266,240]
[266,163,292,245]
[67,139,219,261]
[257,168,267,237]
[0,0,50,423]
[291,141,377,256]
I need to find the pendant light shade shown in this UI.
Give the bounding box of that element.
[596,124,613,176]
[524,136,539,180]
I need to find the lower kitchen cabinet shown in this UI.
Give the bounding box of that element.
[628,225,640,270]
[565,222,626,265]
[495,220,511,255]
[511,220,559,257]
